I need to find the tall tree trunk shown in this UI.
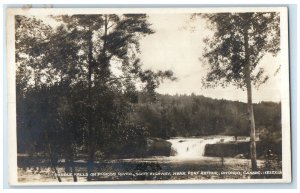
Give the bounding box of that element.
[86,29,95,181]
[86,16,109,181]
[243,27,258,172]
[103,15,108,54]
[44,132,62,182]
[59,85,78,182]
[65,152,77,182]
[50,159,62,182]
[70,157,78,182]
[48,143,62,182]
[97,15,109,80]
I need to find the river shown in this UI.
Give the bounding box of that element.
[119,135,250,162]
[18,135,261,182]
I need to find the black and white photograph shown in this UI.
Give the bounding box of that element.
[6,7,291,185]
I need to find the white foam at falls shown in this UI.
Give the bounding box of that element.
[167,136,235,159]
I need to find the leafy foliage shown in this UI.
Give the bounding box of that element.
[15,14,174,181]
[132,94,281,138]
[200,12,280,89]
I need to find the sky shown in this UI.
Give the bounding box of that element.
[33,13,282,103]
[138,14,282,103]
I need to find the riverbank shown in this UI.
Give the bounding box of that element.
[17,136,282,182]
[17,156,280,183]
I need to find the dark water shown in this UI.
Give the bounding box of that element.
[17,136,281,182]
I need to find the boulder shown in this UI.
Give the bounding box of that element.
[204,142,250,158]
[146,137,172,156]
[204,141,282,159]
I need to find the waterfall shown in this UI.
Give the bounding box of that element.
[167,136,234,159]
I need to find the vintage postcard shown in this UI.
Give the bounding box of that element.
[6,7,291,185]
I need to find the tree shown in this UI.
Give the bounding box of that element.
[16,14,175,181]
[198,12,280,171]
[52,14,175,180]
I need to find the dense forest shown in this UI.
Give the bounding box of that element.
[17,91,281,157]
[134,94,281,139]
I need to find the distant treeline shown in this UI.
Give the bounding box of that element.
[17,90,281,156]
[131,94,281,140]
